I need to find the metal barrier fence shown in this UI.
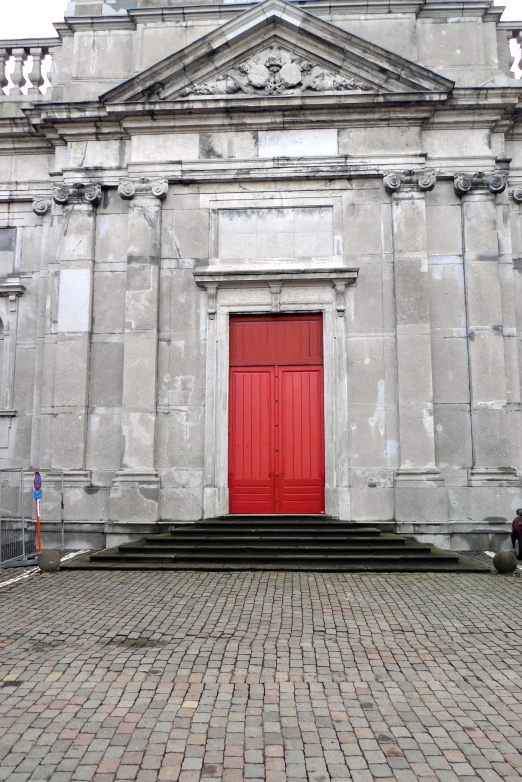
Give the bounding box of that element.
[0,469,64,568]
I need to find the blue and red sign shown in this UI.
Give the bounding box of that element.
[34,472,42,491]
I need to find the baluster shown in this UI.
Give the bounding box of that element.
[27,47,44,96]
[10,48,27,95]
[44,50,54,95]
[0,49,9,96]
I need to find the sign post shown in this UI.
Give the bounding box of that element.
[34,472,42,552]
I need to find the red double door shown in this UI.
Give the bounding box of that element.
[229,314,325,514]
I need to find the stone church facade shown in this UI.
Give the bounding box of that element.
[1,0,522,550]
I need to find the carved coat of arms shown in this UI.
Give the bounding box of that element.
[179,46,373,97]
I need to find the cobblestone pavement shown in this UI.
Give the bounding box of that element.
[0,570,521,782]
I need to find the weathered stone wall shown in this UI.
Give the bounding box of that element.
[1,0,522,550]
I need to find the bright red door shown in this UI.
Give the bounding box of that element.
[229,315,325,514]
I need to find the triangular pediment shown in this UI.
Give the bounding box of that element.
[101,0,453,104]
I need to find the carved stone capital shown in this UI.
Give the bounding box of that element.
[383,170,436,194]
[118,178,169,201]
[512,186,522,203]
[454,171,507,196]
[52,183,102,206]
[32,197,51,216]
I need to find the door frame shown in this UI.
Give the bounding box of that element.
[196,274,355,519]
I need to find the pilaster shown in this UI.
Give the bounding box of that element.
[455,172,519,486]
[48,183,101,477]
[384,171,447,523]
[109,178,168,523]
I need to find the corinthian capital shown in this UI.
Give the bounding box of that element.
[118,177,169,201]
[454,171,507,196]
[383,170,436,194]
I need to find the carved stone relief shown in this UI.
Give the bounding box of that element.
[179,45,374,97]
[454,172,507,196]
[383,170,437,194]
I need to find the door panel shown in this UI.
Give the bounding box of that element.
[229,368,275,514]
[278,367,325,514]
[229,316,325,515]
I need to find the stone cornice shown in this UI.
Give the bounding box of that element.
[0,277,25,298]
[54,0,504,33]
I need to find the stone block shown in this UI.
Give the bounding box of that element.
[166,407,205,469]
[342,203,381,256]
[88,342,124,407]
[397,405,436,469]
[19,226,44,273]
[68,140,125,169]
[395,487,448,523]
[122,334,157,409]
[128,203,160,260]
[431,336,470,402]
[57,269,92,333]
[426,205,462,255]
[74,30,133,79]
[86,407,123,471]
[95,214,129,264]
[471,408,513,467]
[347,404,388,469]
[429,262,466,330]
[170,269,202,335]
[125,264,159,330]
[339,126,420,155]
[199,131,258,159]
[465,261,502,326]
[468,334,506,405]
[51,413,88,469]
[350,487,394,521]
[162,209,210,259]
[433,403,472,468]
[168,336,206,407]
[62,484,109,522]
[54,337,89,408]
[418,19,484,67]
[397,335,433,402]
[392,198,427,255]
[448,486,522,523]
[347,337,385,404]
[92,271,126,334]
[258,129,337,158]
[345,262,383,333]
[423,129,492,158]
[57,209,95,262]
[121,411,155,469]
[131,133,199,162]
[395,260,429,325]
[462,200,498,258]
[161,488,203,521]
[336,16,417,60]
[109,478,160,523]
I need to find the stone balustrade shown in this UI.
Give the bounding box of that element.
[0,40,58,99]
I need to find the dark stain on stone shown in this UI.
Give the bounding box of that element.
[0,228,15,252]
[484,516,507,523]
[199,133,223,159]
[139,487,158,502]
[84,486,100,495]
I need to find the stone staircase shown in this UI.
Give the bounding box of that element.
[62,516,489,572]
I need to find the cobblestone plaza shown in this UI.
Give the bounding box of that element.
[0,570,521,781]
